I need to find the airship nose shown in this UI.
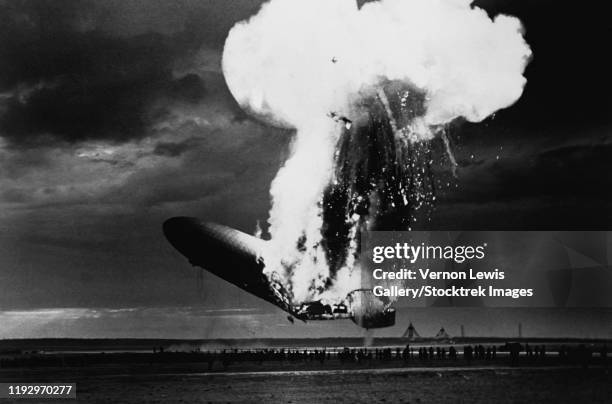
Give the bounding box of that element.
[163,217,202,257]
[163,216,198,234]
[163,216,267,274]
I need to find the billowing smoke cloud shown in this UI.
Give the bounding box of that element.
[222,0,531,304]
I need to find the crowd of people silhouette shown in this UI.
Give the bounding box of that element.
[1,343,607,370]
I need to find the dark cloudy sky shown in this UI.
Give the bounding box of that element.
[0,0,611,339]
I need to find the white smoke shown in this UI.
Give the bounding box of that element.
[222,0,531,303]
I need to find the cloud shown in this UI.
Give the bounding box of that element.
[0,306,353,339]
[450,144,612,203]
[430,142,612,229]
[0,34,206,146]
[153,138,201,157]
[0,1,243,147]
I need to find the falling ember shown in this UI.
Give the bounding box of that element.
[222,0,532,305]
[321,81,436,277]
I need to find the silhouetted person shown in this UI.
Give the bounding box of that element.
[221,350,229,369]
[525,343,532,358]
[403,345,410,362]
[464,346,473,363]
[207,353,214,370]
[509,344,520,365]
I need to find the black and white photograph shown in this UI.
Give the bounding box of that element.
[0,0,611,402]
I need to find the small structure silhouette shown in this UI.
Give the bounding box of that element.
[435,327,450,340]
[402,322,421,340]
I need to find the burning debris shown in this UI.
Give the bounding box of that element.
[321,81,436,282]
[222,0,531,306]
[328,112,353,130]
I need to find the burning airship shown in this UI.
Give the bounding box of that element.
[163,0,532,331]
[163,217,396,328]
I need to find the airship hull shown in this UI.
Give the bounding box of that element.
[163,217,294,314]
[163,217,395,328]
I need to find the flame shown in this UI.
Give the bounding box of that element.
[222,0,531,304]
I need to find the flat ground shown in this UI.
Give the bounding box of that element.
[2,364,611,403]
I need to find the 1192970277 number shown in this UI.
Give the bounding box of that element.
[0,383,76,398]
